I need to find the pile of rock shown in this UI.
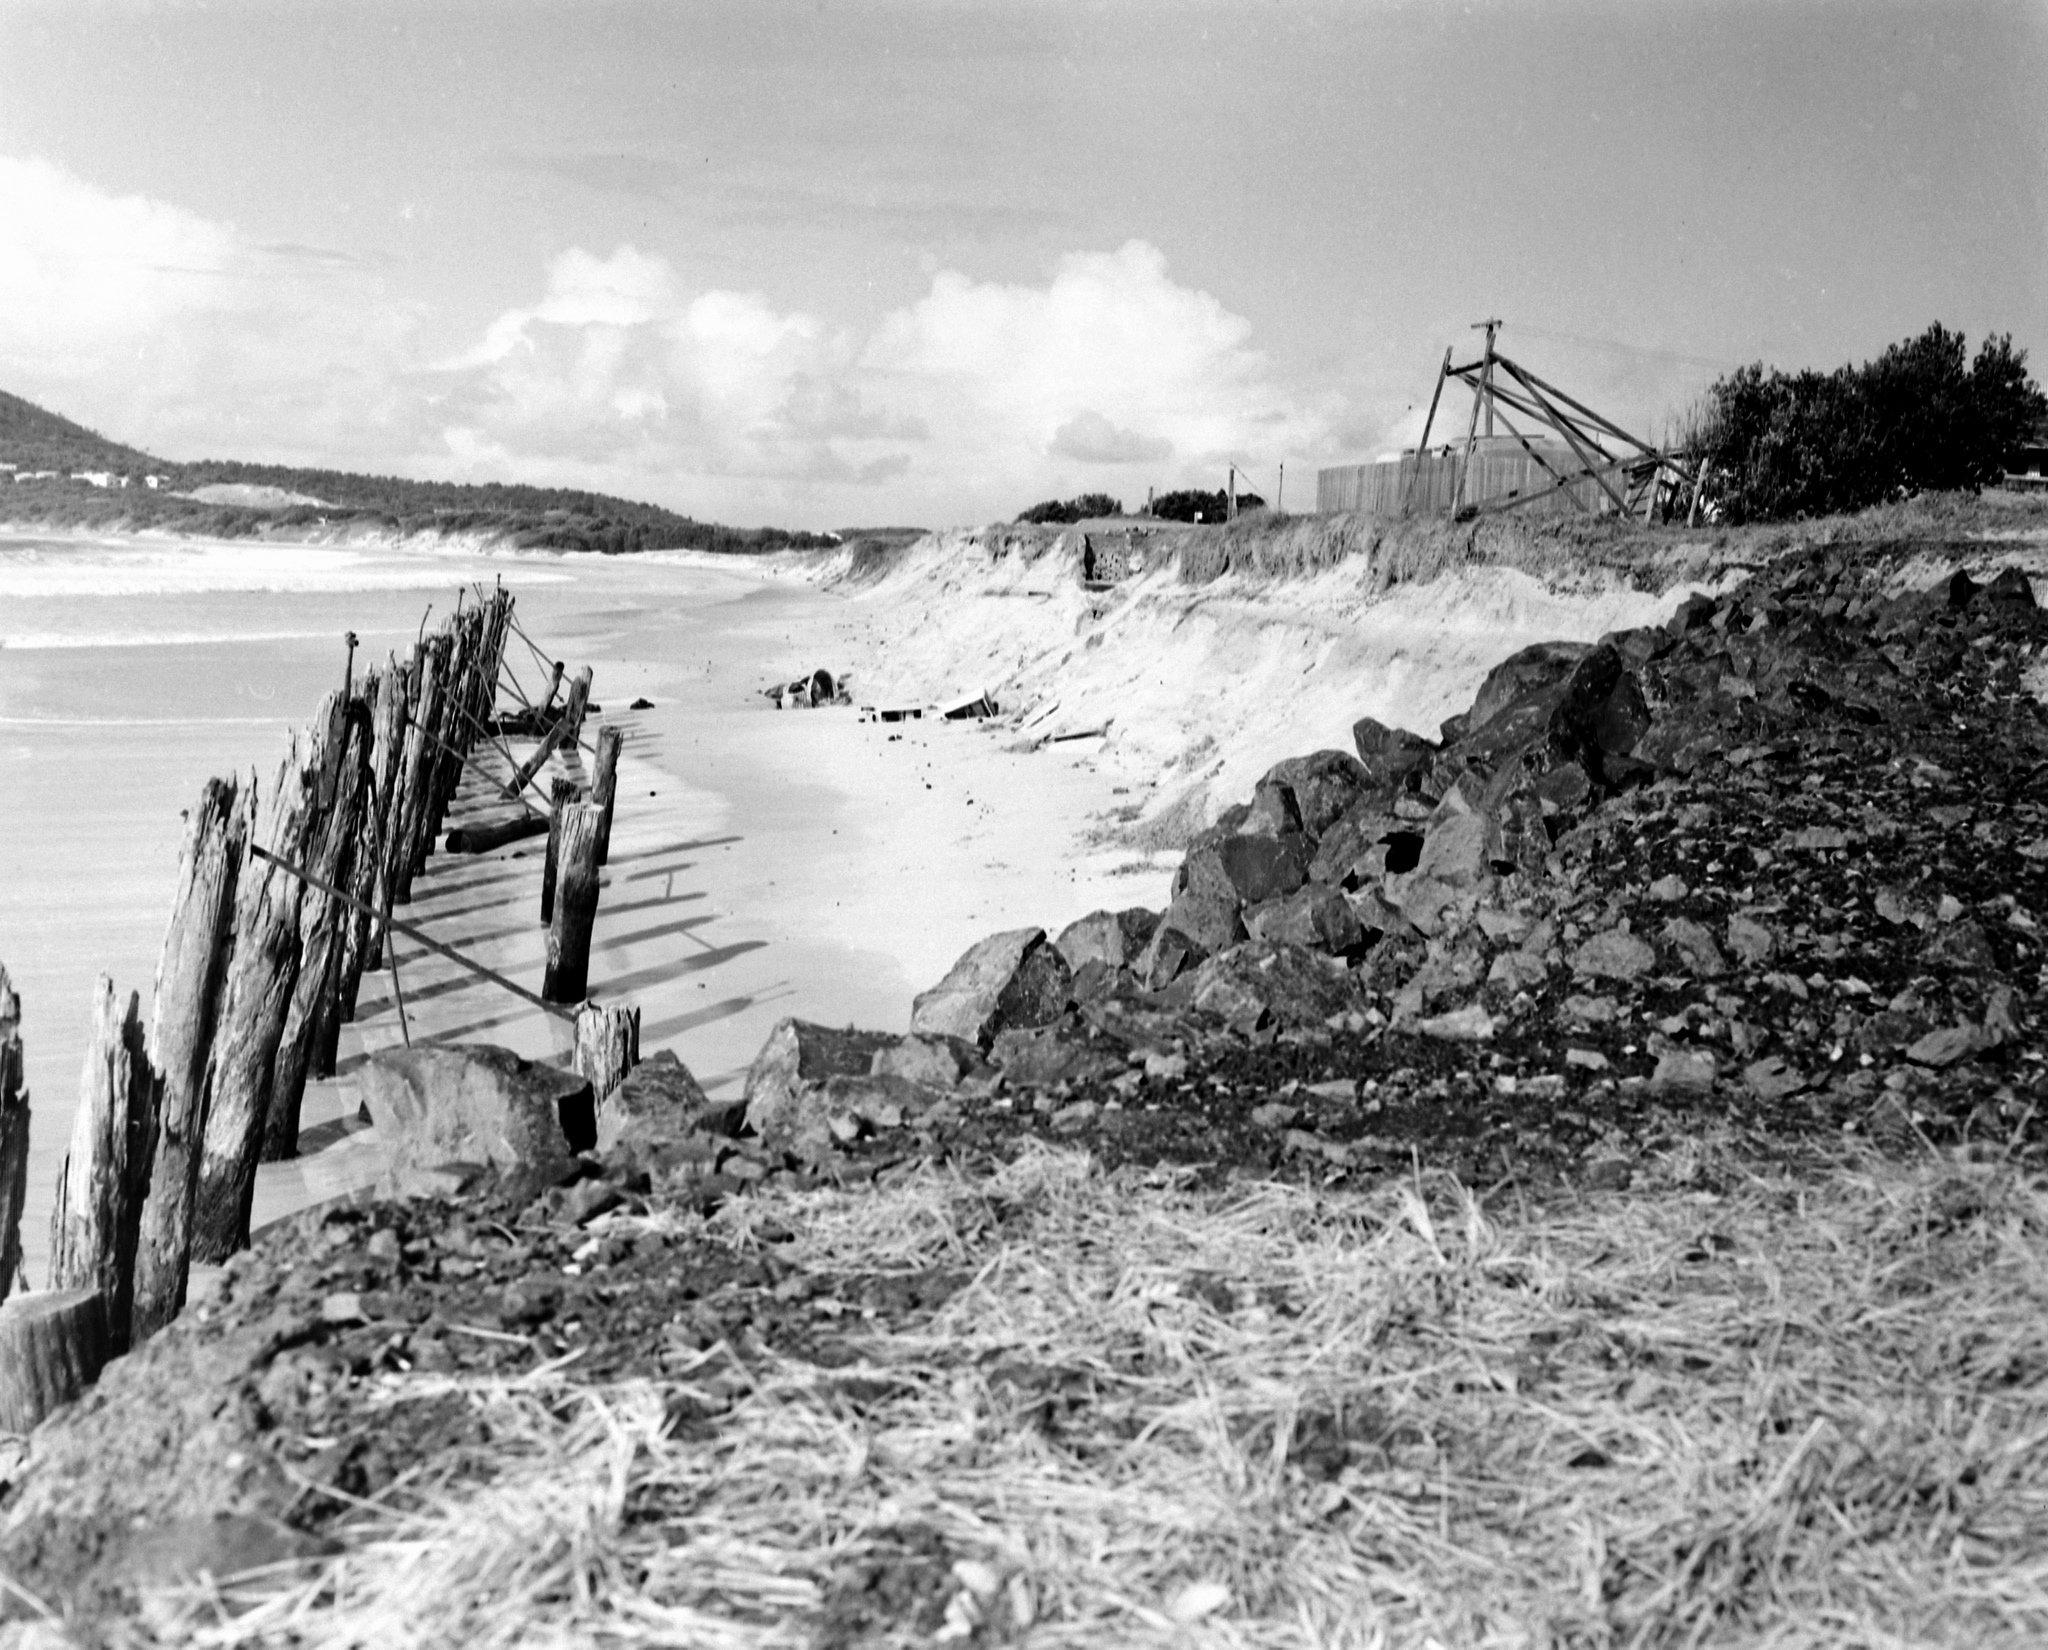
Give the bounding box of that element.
[733,549,2047,1166]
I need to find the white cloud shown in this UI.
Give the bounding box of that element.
[439,238,1336,522]
[0,156,236,366]
[1050,409,1173,465]
[0,161,1339,525]
[0,155,415,465]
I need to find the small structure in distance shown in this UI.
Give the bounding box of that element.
[1319,320,1700,524]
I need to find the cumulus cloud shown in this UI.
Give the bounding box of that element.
[439,238,1334,521]
[0,155,414,464]
[1049,410,1173,465]
[0,156,236,367]
[1,160,1338,525]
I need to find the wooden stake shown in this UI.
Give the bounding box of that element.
[392,633,445,900]
[191,742,315,1263]
[132,776,246,1341]
[574,998,640,1105]
[360,654,410,970]
[265,699,372,1159]
[0,965,28,1305]
[591,724,624,865]
[49,977,157,1352]
[540,775,581,926]
[543,802,603,1004]
[0,1290,109,1434]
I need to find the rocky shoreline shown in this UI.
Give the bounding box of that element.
[5,541,2047,1631]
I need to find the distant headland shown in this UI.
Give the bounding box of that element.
[0,389,838,555]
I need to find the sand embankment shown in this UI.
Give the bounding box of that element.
[821,515,1735,850]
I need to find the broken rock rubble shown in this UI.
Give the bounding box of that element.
[735,550,2048,1180]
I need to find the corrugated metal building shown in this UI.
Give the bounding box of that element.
[1318,436,1613,518]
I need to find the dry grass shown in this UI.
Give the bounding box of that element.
[132,1139,2048,1648]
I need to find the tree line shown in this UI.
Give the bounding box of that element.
[1692,324,2046,522]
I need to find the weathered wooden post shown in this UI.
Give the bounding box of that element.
[392,633,445,901]
[266,697,372,1159]
[360,653,411,973]
[591,723,624,866]
[191,740,317,1262]
[334,660,404,1028]
[0,1290,109,1434]
[540,776,581,927]
[574,999,640,1104]
[543,802,604,1004]
[0,965,28,1303]
[132,776,247,1340]
[537,659,564,720]
[50,977,157,1352]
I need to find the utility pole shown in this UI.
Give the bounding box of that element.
[1451,317,1503,517]
[1474,318,1501,438]
[1227,465,1237,521]
[1277,463,1284,514]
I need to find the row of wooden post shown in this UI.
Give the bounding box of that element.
[18,590,517,1360]
[0,590,646,1431]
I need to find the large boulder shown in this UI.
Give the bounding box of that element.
[359,1045,595,1199]
[1253,750,1371,840]
[1307,802,1407,887]
[1466,641,1593,733]
[910,927,1072,1046]
[1160,850,1249,953]
[989,1024,1125,1089]
[1244,882,1366,955]
[1200,831,1315,906]
[1135,922,1209,989]
[1055,908,1160,973]
[743,1019,904,1161]
[1187,942,1366,1033]
[594,1048,723,1156]
[1351,717,1437,788]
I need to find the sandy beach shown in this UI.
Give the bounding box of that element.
[0,526,1698,1279]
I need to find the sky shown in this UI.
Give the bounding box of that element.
[0,0,2042,530]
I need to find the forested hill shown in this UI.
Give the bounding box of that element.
[0,389,835,554]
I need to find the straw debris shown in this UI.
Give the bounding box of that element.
[115,1140,2048,1647]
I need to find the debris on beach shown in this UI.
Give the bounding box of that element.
[765,667,849,709]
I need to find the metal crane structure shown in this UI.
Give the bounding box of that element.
[1402,319,1702,523]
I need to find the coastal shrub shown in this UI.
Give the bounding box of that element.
[1696,324,2046,522]
[1014,492,1123,525]
[1150,487,1265,523]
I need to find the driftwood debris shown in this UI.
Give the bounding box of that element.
[574,998,641,1104]
[591,723,624,866]
[0,965,28,1305]
[544,802,604,1004]
[49,977,157,1352]
[0,1289,108,1434]
[446,812,551,855]
[132,777,247,1341]
[503,665,594,800]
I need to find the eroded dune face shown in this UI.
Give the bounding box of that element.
[832,522,1718,850]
